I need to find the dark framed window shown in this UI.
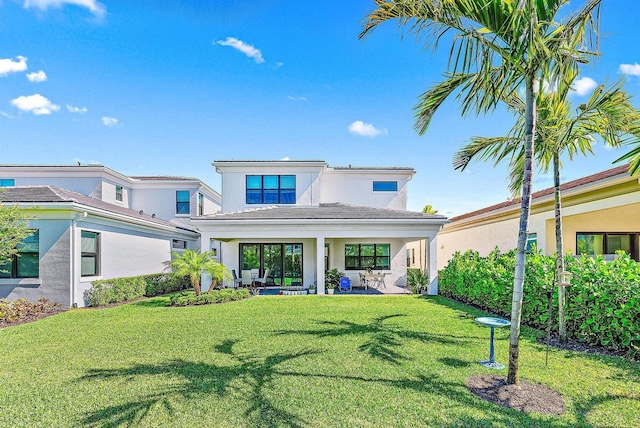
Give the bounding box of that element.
[577,232,639,261]
[0,179,15,187]
[115,185,123,202]
[198,193,204,216]
[246,175,296,204]
[172,239,186,249]
[0,230,39,278]
[526,233,537,253]
[176,190,190,214]
[345,243,390,270]
[239,243,303,286]
[373,181,397,192]
[81,231,100,276]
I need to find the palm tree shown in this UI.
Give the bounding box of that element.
[361,0,602,384]
[168,249,232,295]
[454,74,640,343]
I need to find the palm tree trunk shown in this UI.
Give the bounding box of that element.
[507,75,537,386]
[554,153,567,344]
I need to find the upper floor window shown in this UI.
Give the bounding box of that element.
[172,239,187,249]
[373,181,397,192]
[0,179,15,187]
[0,230,39,278]
[115,185,123,202]
[198,193,204,216]
[81,231,100,276]
[176,190,190,214]
[246,175,296,204]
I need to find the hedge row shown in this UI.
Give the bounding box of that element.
[439,249,640,358]
[169,289,250,306]
[86,273,190,307]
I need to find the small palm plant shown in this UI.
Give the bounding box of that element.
[167,249,232,295]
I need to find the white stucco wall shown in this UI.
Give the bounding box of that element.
[319,171,410,210]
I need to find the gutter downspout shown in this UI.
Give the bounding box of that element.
[71,211,87,308]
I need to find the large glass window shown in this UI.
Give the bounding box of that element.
[81,231,100,276]
[373,181,397,192]
[0,230,39,278]
[239,243,303,286]
[577,232,638,261]
[176,190,190,214]
[0,179,15,187]
[345,243,390,270]
[246,175,296,204]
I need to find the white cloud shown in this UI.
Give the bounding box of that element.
[0,111,16,119]
[0,56,28,76]
[101,116,118,127]
[571,77,597,96]
[348,120,386,137]
[66,104,87,114]
[215,37,264,64]
[26,70,47,82]
[10,94,60,115]
[619,63,640,76]
[280,156,290,161]
[287,95,307,102]
[23,0,106,17]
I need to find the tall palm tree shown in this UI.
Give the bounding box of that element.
[168,249,232,295]
[454,74,640,343]
[360,0,602,384]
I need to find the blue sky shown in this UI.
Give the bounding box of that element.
[2,0,640,216]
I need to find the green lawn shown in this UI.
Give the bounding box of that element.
[1,295,638,427]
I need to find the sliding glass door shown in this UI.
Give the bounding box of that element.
[240,243,303,286]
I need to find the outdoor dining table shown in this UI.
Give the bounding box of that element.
[364,273,386,289]
[475,316,511,369]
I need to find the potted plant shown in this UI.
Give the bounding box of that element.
[308,283,317,294]
[325,268,343,295]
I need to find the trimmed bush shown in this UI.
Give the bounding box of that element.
[439,248,640,358]
[87,273,190,307]
[407,268,429,294]
[169,289,250,306]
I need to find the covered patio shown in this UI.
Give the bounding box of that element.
[192,203,449,295]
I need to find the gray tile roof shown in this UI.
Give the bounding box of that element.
[130,175,199,181]
[194,203,447,221]
[0,186,197,233]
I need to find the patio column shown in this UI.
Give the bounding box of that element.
[316,235,325,295]
[427,235,439,295]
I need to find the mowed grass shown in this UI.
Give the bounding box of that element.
[0,295,638,427]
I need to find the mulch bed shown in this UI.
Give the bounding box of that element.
[466,374,565,415]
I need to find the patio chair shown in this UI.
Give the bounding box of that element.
[231,270,243,289]
[359,273,367,289]
[241,270,253,287]
[254,268,270,289]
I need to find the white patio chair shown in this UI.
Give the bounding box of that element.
[254,268,270,289]
[241,270,253,287]
[231,270,243,289]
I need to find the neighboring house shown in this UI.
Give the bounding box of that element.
[0,165,221,308]
[437,165,640,270]
[192,160,449,294]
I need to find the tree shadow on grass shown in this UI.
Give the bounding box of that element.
[78,340,319,427]
[274,314,465,365]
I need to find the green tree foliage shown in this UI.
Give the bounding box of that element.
[0,204,34,267]
[361,0,603,385]
[421,205,438,214]
[167,249,232,295]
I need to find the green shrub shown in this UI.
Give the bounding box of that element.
[169,289,250,306]
[87,273,190,307]
[439,249,640,359]
[0,298,61,324]
[407,268,429,294]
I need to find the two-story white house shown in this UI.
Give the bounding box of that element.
[0,164,221,308]
[192,160,448,294]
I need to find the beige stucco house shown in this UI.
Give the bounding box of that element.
[437,165,640,270]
